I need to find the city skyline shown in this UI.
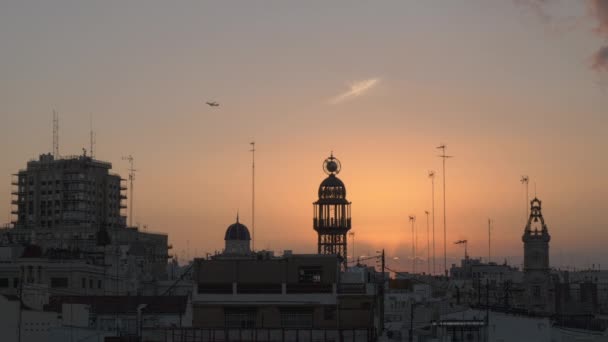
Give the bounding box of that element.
[1,1,607,270]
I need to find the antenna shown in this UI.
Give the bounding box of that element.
[428,170,436,275]
[90,114,96,159]
[52,110,59,158]
[409,215,416,274]
[122,155,136,227]
[437,144,453,277]
[520,175,529,221]
[488,218,492,263]
[250,141,256,251]
[425,210,430,274]
[349,231,355,265]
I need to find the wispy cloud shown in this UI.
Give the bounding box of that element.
[329,78,380,104]
[590,0,608,72]
[514,0,608,73]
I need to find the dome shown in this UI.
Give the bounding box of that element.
[318,174,346,200]
[224,219,251,241]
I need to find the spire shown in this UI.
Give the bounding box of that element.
[524,197,549,237]
[236,210,239,223]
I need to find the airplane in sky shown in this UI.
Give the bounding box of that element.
[206,101,219,107]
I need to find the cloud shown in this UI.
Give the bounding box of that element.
[515,0,608,73]
[590,0,608,72]
[329,78,380,104]
[590,0,608,35]
[592,45,608,71]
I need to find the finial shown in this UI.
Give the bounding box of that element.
[323,152,341,175]
[236,210,239,223]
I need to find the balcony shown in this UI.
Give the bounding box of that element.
[338,283,366,294]
[286,283,333,294]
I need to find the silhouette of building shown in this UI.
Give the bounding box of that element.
[223,214,251,256]
[522,198,552,313]
[0,152,170,296]
[313,153,351,265]
[11,152,127,229]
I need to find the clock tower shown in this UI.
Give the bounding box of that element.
[522,197,552,312]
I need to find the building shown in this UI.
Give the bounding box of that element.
[45,295,191,341]
[189,218,379,341]
[522,198,553,313]
[313,153,351,264]
[0,152,170,295]
[11,152,127,230]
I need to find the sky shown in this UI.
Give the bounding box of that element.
[0,1,607,272]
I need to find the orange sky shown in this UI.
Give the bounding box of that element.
[0,1,607,271]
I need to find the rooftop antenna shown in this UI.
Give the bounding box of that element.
[428,170,436,274]
[455,239,468,260]
[250,141,256,251]
[437,144,453,276]
[122,155,136,227]
[488,218,492,263]
[409,215,416,274]
[425,210,431,274]
[52,110,59,158]
[520,175,529,221]
[349,231,355,265]
[89,114,96,159]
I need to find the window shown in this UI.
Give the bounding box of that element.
[323,306,336,320]
[51,277,68,288]
[225,309,256,328]
[98,280,102,289]
[298,267,322,283]
[0,278,8,288]
[13,278,19,288]
[280,310,313,328]
[82,278,86,289]
[533,285,541,298]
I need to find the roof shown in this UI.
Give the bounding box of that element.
[45,296,188,315]
[224,219,251,241]
[316,174,348,203]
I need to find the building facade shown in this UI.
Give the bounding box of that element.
[11,153,127,230]
[522,197,553,313]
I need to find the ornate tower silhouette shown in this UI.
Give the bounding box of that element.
[522,197,552,311]
[313,153,351,263]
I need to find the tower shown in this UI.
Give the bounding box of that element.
[224,214,252,256]
[313,153,351,264]
[522,197,552,311]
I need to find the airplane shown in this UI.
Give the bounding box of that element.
[206,101,219,107]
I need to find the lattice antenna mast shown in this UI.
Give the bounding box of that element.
[437,144,453,276]
[52,110,59,158]
[521,175,529,222]
[409,215,416,274]
[122,155,136,227]
[428,170,436,274]
[250,141,256,251]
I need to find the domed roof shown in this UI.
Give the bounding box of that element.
[224,216,251,241]
[318,174,346,200]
